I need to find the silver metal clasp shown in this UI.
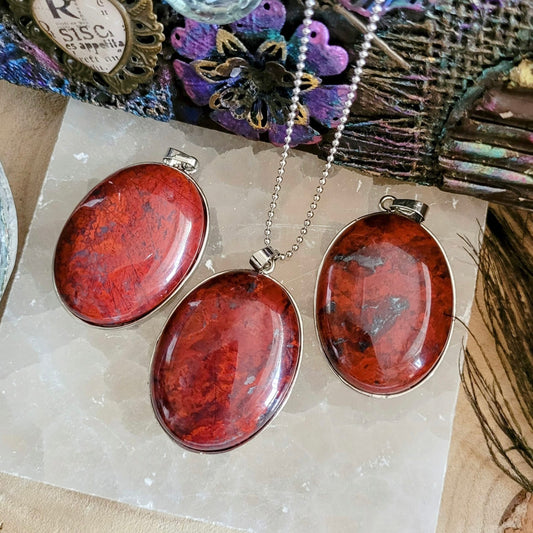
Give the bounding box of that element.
[379,195,428,223]
[250,246,279,274]
[163,148,199,175]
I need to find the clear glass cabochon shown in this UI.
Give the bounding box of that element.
[0,160,17,301]
[165,0,263,24]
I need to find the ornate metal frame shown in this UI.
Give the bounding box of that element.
[6,0,164,94]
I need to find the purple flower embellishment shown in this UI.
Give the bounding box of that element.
[172,0,350,146]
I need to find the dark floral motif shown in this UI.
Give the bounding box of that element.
[172,0,350,146]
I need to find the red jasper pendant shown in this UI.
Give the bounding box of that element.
[315,197,454,396]
[54,150,208,327]
[150,269,301,453]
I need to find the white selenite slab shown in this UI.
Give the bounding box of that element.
[0,100,486,533]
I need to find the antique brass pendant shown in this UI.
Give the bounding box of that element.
[7,0,164,94]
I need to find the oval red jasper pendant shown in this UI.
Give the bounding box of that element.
[315,202,454,396]
[150,270,301,453]
[54,153,208,327]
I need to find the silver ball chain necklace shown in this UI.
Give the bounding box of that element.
[261,0,385,265]
[150,0,387,453]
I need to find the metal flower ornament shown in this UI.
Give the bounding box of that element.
[172,0,352,146]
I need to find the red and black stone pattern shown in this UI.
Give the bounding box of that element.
[316,213,454,395]
[151,270,301,453]
[54,163,207,327]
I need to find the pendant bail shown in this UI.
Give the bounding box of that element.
[379,195,428,223]
[163,148,199,175]
[250,246,278,274]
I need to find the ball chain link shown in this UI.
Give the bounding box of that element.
[263,0,387,262]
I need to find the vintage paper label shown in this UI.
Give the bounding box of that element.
[32,0,127,74]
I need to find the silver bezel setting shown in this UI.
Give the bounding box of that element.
[149,268,304,454]
[52,156,210,330]
[313,209,456,399]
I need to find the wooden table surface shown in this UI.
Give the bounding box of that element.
[0,79,530,533]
